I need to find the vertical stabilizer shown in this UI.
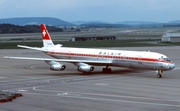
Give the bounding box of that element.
[40,24,54,47]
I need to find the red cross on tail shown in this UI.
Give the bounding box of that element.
[40,24,54,47]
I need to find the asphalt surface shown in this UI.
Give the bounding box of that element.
[0,46,180,111]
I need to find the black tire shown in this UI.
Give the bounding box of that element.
[157,74,162,78]
[108,68,112,73]
[102,68,106,73]
[102,68,112,73]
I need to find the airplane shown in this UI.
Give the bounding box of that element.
[4,24,175,78]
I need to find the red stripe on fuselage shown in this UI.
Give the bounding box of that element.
[46,51,173,64]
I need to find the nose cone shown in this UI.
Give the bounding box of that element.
[169,63,175,70]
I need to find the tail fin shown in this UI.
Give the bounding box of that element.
[40,24,54,47]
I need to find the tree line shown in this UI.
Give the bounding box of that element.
[0,24,63,34]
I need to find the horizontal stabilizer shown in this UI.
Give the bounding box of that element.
[17,45,45,51]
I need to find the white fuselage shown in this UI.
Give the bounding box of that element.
[44,47,175,71]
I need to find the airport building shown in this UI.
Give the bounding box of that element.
[162,33,180,42]
[71,36,117,41]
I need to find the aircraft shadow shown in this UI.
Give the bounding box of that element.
[29,69,146,77]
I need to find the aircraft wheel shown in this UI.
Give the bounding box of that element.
[102,68,112,73]
[108,68,112,73]
[157,74,162,78]
[102,68,106,73]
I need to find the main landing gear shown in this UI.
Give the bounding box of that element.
[102,66,112,73]
[157,70,163,78]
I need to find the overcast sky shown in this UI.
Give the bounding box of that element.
[0,0,180,23]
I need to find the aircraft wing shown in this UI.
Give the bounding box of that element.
[17,45,46,51]
[4,56,112,65]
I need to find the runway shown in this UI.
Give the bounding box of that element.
[0,46,180,111]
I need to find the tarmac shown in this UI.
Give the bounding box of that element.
[0,46,180,111]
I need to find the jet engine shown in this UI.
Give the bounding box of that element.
[77,65,94,73]
[50,64,66,71]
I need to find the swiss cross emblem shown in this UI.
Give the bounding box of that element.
[42,30,46,37]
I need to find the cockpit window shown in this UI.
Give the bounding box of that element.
[164,58,171,62]
[161,56,171,62]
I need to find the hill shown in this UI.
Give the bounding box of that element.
[0,17,74,26]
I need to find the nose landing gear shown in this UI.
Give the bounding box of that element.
[157,70,163,78]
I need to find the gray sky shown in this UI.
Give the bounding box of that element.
[0,0,180,23]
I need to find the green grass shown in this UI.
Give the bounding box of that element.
[0,39,179,49]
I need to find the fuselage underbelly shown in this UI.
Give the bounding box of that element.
[49,54,168,71]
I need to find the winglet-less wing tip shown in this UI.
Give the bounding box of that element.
[4,56,10,59]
